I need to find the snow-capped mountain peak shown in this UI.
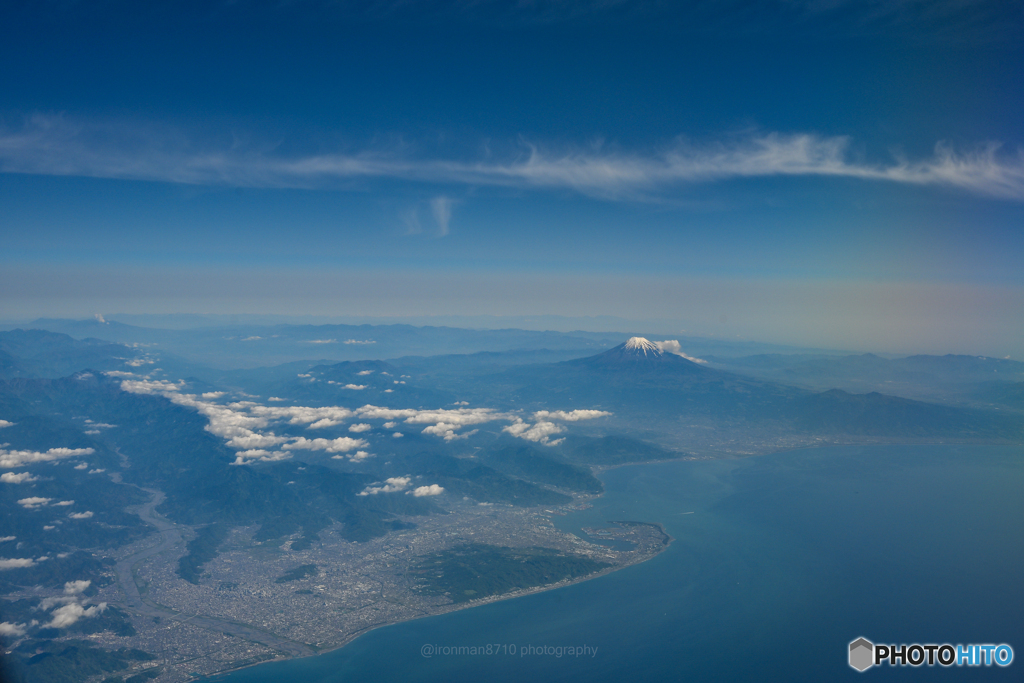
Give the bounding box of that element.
[623,337,663,357]
[567,335,707,372]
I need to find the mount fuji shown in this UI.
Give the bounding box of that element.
[485,337,1022,444]
[566,337,708,374]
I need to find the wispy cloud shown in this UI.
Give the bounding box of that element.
[2,116,1023,201]
[430,195,454,236]
[652,340,707,364]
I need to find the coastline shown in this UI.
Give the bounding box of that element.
[112,436,996,682]
[100,476,674,683]
[197,518,674,681]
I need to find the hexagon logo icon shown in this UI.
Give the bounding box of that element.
[849,637,874,672]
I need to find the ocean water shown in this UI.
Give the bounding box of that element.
[206,445,1023,682]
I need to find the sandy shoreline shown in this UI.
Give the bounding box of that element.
[193,521,674,681]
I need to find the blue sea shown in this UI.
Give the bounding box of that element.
[206,445,1023,682]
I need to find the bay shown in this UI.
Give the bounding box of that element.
[205,445,1024,682]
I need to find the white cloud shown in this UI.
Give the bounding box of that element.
[343,339,376,344]
[653,340,707,363]
[88,468,105,474]
[358,476,411,496]
[229,449,291,465]
[0,621,26,636]
[356,370,374,376]
[532,409,612,421]
[421,424,479,442]
[358,406,507,426]
[304,339,337,344]
[202,391,226,399]
[1,472,39,484]
[503,419,565,446]
[431,195,454,236]
[0,536,15,542]
[3,117,1024,201]
[64,580,91,595]
[333,449,374,462]
[249,404,355,426]
[39,596,78,611]
[53,500,74,506]
[119,380,603,463]
[282,436,368,453]
[74,463,89,470]
[0,420,14,428]
[69,511,94,519]
[120,379,185,394]
[411,484,445,497]
[355,406,509,442]
[268,396,286,402]
[225,433,290,450]
[343,384,367,390]
[17,497,51,509]
[0,447,95,468]
[45,601,107,628]
[0,558,36,570]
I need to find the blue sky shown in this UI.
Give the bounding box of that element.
[2,1,1023,356]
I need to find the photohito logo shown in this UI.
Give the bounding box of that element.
[849,638,874,672]
[849,638,1013,672]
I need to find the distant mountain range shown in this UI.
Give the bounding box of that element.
[705,351,1024,403]
[1,326,1022,656]
[0,329,144,379]
[478,338,1024,443]
[2,329,1022,468]
[16,318,622,369]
